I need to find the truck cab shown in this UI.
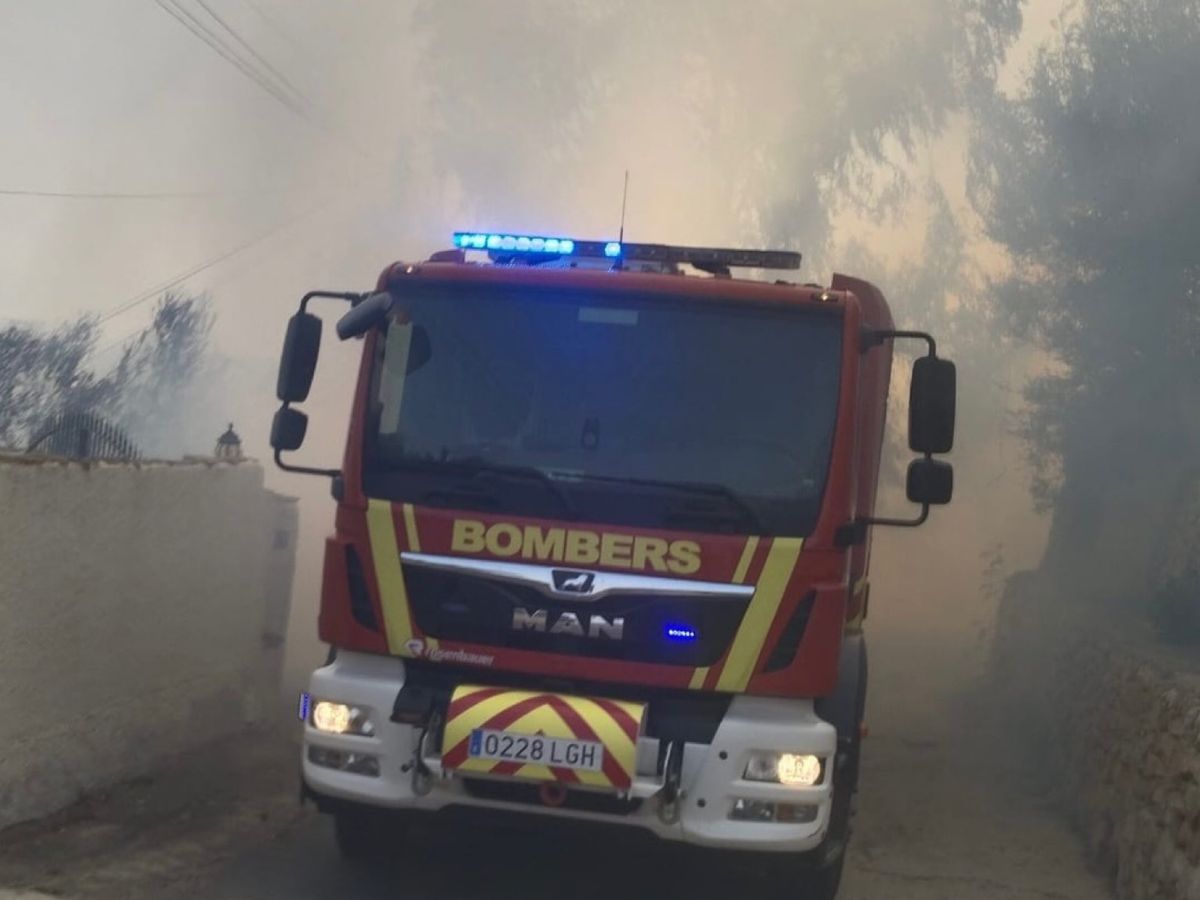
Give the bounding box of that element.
[272,232,955,899]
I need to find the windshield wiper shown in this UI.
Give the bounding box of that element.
[545,471,764,534]
[400,457,577,521]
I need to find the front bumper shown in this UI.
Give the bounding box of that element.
[301,651,837,852]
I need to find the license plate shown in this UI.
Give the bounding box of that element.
[468,728,604,772]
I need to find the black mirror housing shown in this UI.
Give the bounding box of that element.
[277,312,322,403]
[270,407,309,452]
[909,356,956,454]
[337,292,393,340]
[906,458,953,505]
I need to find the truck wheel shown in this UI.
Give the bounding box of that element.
[770,736,856,899]
[757,850,844,900]
[796,854,844,900]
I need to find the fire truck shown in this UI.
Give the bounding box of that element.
[271,231,955,898]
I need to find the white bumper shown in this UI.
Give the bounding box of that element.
[302,651,837,852]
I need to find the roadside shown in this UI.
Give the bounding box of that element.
[0,726,308,900]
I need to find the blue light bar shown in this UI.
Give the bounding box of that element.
[665,623,698,642]
[455,232,576,256]
[452,230,801,270]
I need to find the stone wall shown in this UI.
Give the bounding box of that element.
[0,455,297,827]
[993,576,1200,900]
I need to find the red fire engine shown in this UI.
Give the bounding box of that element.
[272,232,955,899]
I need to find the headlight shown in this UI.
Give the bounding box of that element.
[743,751,822,786]
[310,700,375,736]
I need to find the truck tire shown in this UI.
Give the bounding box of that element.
[797,854,845,900]
[757,847,844,900]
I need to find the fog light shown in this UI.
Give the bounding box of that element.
[743,751,822,786]
[307,745,380,777]
[310,700,375,736]
[730,798,776,822]
[729,798,820,824]
[775,803,819,824]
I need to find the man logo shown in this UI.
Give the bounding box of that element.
[405,638,425,657]
[512,608,624,640]
[552,570,595,594]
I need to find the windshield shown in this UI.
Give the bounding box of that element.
[362,283,842,535]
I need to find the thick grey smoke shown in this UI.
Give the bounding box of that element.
[970,0,1200,640]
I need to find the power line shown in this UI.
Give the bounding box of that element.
[90,188,365,359]
[97,202,324,325]
[240,0,308,58]
[153,0,308,118]
[156,0,305,116]
[0,187,279,200]
[193,0,309,108]
[151,1,389,173]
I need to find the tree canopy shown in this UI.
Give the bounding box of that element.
[0,292,213,456]
[971,0,1200,633]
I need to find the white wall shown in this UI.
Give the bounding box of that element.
[0,456,296,827]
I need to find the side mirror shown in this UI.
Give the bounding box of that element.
[270,407,309,452]
[337,292,394,340]
[906,458,953,505]
[276,312,322,403]
[909,356,956,454]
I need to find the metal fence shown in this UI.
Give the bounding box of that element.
[26,412,141,461]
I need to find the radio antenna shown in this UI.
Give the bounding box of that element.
[618,169,629,243]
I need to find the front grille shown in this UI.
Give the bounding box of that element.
[402,566,750,667]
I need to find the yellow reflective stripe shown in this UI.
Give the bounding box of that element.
[402,503,421,552]
[398,503,437,647]
[732,535,760,584]
[366,499,414,654]
[560,696,636,756]
[716,537,803,692]
[845,576,869,633]
[444,691,531,743]
[688,536,759,691]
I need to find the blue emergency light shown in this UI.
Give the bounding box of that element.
[455,232,575,255]
[452,230,802,272]
[665,623,698,642]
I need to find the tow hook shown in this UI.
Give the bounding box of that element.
[412,711,442,797]
[657,741,684,825]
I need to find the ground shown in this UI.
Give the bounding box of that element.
[0,638,1111,900]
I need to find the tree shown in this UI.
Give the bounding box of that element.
[0,292,213,456]
[970,0,1200,624]
[109,291,214,446]
[0,318,112,450]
